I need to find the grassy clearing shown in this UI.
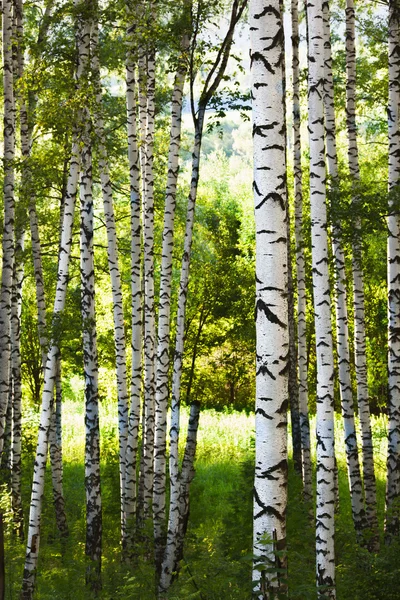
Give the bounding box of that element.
[2,402,398,599]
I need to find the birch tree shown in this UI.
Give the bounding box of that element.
[306,0,336,593]
[291,0,312,503]
[91,3,129,548]
[0,0,16,457]
[386,0,400,537]
[125,0,142,541]
[153,27,191,571]
[137,7,157,518]
[322,0,365,538]
[345,0,379,546]
[249,2,288,597]
[159,1,248,594]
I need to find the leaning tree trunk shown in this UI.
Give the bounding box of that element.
[125,5,142,543]
[345,0,379,548]
[322,0,366,539]
[158,106,206,598]
[91,10,129,549]
[21,135,80,599]
[159,2,248,594]
[249,2,288,598]
[386,0,400,538]
[306,0,336,595]
[153,33,190,572]
[291,0,312,503]
[0,0,16,458]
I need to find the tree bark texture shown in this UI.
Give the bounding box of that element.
[250,1,288,597]
[386,0,400,537]
[345,0,379,546]
[291,0,312,503]
[322,0,365,538]
[306,0,336,594]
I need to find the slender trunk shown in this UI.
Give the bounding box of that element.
[159,109,205,596]
[250,2,288,597]
[159,3,248,594]
[345,0,379,548]
[10,230,24,538]
[74,1,103,588]
[48,358,68,538]
[306,0,336,594]
[20,137,80,600]
[0,0,16,457]
[153,33,190,571]
[322,0,365,538]
[292,0,312,503]
[91,10,128,549]
[287,206,302,477]
[386,0,400,538]
[125,7,142,542]
[138,41,157,520]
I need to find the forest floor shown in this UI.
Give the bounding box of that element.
[3,402,400,599]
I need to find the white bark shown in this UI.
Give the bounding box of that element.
[249,2,288,597]
[291,0,312,503]
[159,3,247,593]
[322,0,365,537]
[153,34,190,568]
[91,12,128,548]
[125,5,142,539]
[21,135,80,599]
[345,0,379,546]
[10,231,24,537]
[306,0,336,594]
[0,0,16,456]
[138,41,156,519]
[386,0,400,536]
[74,2,102,587]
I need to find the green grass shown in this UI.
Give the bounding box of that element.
[2,402,398,598]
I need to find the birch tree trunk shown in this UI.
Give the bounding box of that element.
[21,135,80,600]
[386,0,400,537]
[153,33,190,571]
[139,36,157,520]
[0,0,16,457]
[249,2,288,597]
[306,0,336,594]
[159,3,247,594]
[91,9,128,549]
[125,5,142,542]
[10,231,24,538]
[291,0,312,503]
[74,1,102,587]
[322,0,365,538]
[345,0,379,547]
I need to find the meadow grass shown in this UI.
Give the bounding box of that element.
[2,400,398,599]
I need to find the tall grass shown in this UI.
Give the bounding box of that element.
[2,400,397,598]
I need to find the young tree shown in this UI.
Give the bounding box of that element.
[250,0,288,597]
[91,2,128,548]
[291,0,312,503]
[153,28,191,571]
[159,1,248,594]
[306,0,336,594]
[322,0,365,539]
[75,1,102,588]
[124,0,142,542]
[0,0,16,457]
[137,5,157,519]
[345,0,379,546]
[386,0,400,537]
